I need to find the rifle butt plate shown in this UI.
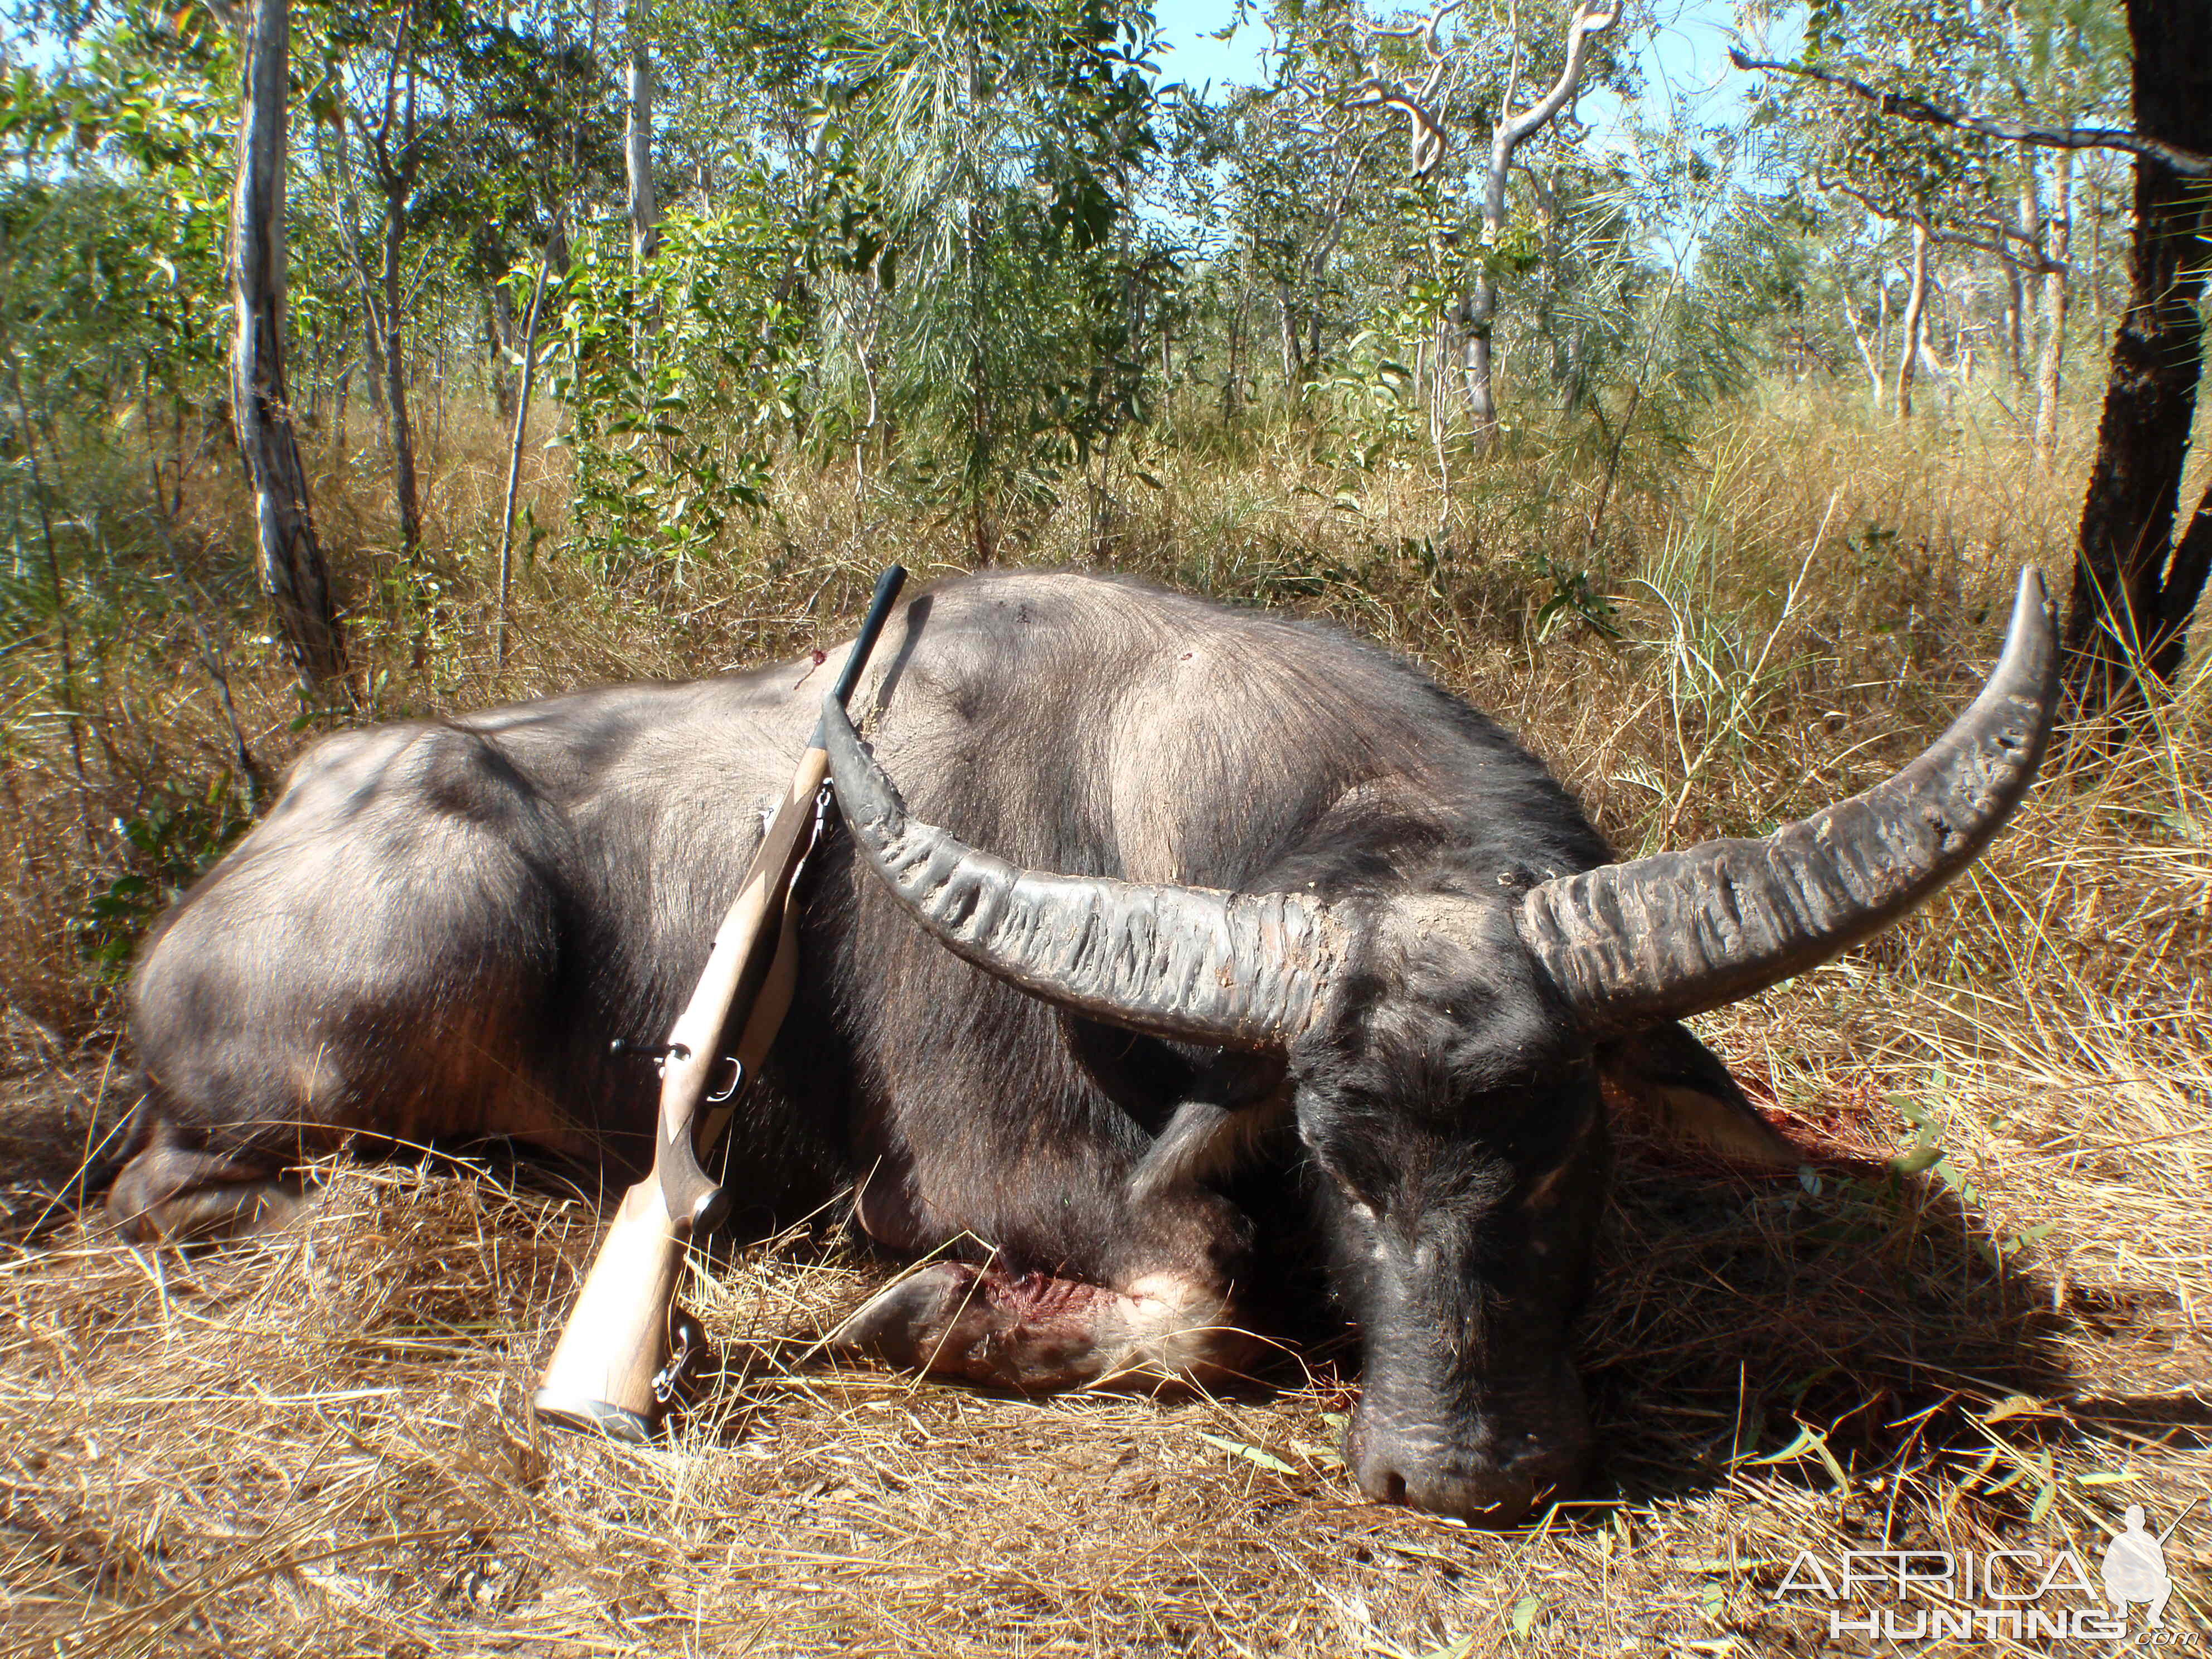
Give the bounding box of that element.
[532,1389,657,1442]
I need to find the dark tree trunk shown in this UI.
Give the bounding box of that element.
[372,34,421,555]
[360,292,391,450]
[1277,292,1303,389]
[1221,297,1243,422]
[2064,0,2212,705]
[485,279,517,421]
[229,0,348,695]
[546,214,573,280]
[330,355,350,464]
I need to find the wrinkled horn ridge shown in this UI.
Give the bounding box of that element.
[1519,566,2060,1033]
[822,695,1340,1049]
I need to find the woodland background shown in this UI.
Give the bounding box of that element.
[0,0,2208,1655]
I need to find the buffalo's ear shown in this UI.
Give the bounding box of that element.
[1597,1023,1799,1170]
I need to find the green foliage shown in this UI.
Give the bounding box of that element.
[813,0,1167,541]
[1527,554,1621,642]
[1742,0,2126,230]
[546,201,810,573]
[0,3,234,412]
[1693,193,1845,370]
[303,0,618,289]
[1309,323,1428,465]
[0,0,2148,704]
[74,773,252,975]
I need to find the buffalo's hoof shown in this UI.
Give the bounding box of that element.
[829,1262,984,1369]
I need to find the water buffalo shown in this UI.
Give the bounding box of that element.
[112,567,2058,1523]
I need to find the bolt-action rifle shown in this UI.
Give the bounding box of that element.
[532,565,908,1438]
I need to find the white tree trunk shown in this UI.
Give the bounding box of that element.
[2034,151,2072,471]
[624,10,659,396]
[625,15,658,269]
[1895,224,1929,418]
[1455,2,1617,452]
[1834,259,1885,410]
[2012,159,2040,377]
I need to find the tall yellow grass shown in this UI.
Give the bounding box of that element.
[1,388,2205,1656]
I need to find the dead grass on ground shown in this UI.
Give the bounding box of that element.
[1,396,2208,1656]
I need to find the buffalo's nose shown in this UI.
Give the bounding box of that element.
[1346,1417,1587,1526]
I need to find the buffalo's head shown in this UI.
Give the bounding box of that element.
[822,569,2059,1525]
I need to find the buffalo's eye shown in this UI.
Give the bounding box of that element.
[1303,1126,1398,1216]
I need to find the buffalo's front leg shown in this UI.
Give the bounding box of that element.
[107,1120,309,1243]
[833,1016,1284,1391]
[831,1256,1255,1389]
[831,1139,1267,1391]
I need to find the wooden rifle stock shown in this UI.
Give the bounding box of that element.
[533,566,908,1438]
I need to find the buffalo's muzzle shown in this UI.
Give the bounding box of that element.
[1345,1371,1590,1526]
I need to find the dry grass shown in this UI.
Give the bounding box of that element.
[2,390,2208,1655]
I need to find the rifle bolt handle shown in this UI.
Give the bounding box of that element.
[610,1039,692,1065]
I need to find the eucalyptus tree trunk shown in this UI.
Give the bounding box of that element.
[329,357,350,462]
[1462,272,1498,438]
[339,10,420,553]
[495,246,556,671]
[379,135,420,551]
[1894,224,1929,418]
[1221,297,1243,421]
[1277,292,1306,387]
[2034,151,2072,472]
[1835,262,1885,410]
[624,8,659,395]
[360,300,390,452]
[1458,3,1617,451]
[2000,164,2026,380]
[228,0,348,695]
[625,21,658,269]
[2000,248,2025,379]
[484,280,517,421]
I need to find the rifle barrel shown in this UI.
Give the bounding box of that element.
[812,565,908,746]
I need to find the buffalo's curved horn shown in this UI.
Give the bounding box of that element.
[1518,566,2060,1034]
[821,696,1342,1050]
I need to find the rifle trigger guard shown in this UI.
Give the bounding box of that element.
[706,1055,743,1103]
[652,1309,709,1408]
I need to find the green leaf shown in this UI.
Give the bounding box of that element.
[1509,1595,1541,1637]
[1196,1433,1296,1476]
[1889,1143,1944,1177]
